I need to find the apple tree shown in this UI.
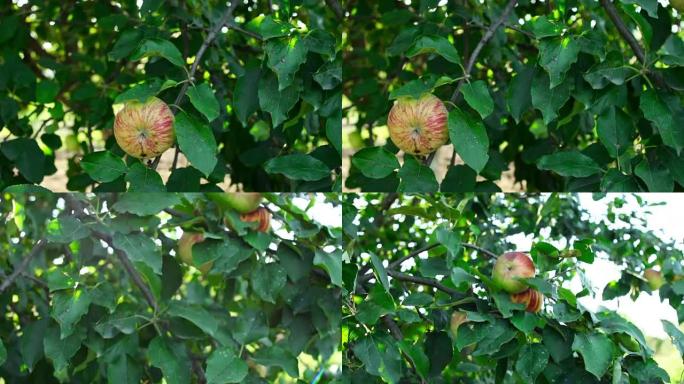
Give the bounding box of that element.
[0,190,342,383]
[344,0,684,192]
[0,0,342,192]
[342,193,684,382]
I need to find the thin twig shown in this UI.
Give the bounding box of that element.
[0,239,47,294]
[151,2,240,170]
[449,0,518,105]
[387,270,463,297]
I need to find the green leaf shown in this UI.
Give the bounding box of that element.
[369,252,390,292]
[461,80,494,118]
[397,156,438,192]
[175,111,217,177]
[640,90,684,153]
[258,73,301,127]
[305,29,337,59]
[600,169,641,191]
[107,355,142,384]
[314,249,343,287]
[507,65,536,123]
[81,151,127,183]
[264,35,308,90]
[515,344,549,382]
[264,153,330,181]
[662,320,684,359]
[448,107,489,173]
[314,60,342,90]
[125,161,165,192]
[596,107,634,157]
[538,36,580,88]
[251,262,287,303]
[51,289,92,339]
[44,325,83,372]
[634,155,673,191]
[233,65,261,126]
[36,80,60,103]
[108,29,143,61]
[113,232,162,274]
[205,347,248,384]
[245,15,291,40]
[389,79,432,100]
[0,138,46,183]
[525,16,564,39]
[112,193,181,216]
[622,0,658,18]
[114,78,177,104]
[352,335,402,383]
[130,39,185,68]
[407,35,462,65]
[253,346,299,378]
[187,83,219,122]
[397,340,429,380]
[167,301,219,338]
[147,337,191,384]
[441,165,477,192]
[538,151,602,177]
[351,147,400,179]
[531,72,571,124]
[572,332,615,379]
[19,319,47,371]
[0,338,6,366]
[47,217,90,243]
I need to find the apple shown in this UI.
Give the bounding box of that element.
[207,192,263,214]
[113,97,175,158]
[450,311,467,337]
[672,0,684,13]
[492,252,536,293]
[387,93,448,155]
[510,288,543,313]
[348,131,364,150]
[177,231,212,274]
[644,268,665,290]
[239,207,271,232]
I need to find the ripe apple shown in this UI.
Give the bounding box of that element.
[207,192,263,214]
[510,288,543,313]
[672,0,684,13]
[113,97,175,158]
[177,231,212,274]
[644,269,665,290]
[387,93,448,155]
[492,252,536,293]
[240,207,271,232]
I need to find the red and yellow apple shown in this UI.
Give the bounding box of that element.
[510,288,543,313]
[387,93,448,155]
[113,97,175,158]
[492,252,536,293]
[644,268,665,290]
[239,207,271,232]
[208,192,263,214]
[177,231,212,274]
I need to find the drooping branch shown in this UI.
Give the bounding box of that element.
[151,1,241,170]
[0,238,48,294]
[449,0,519,104]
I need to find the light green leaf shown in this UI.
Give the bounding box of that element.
[448,107,489,173]
[130,39,185,67]
[205,347,248,384]
[461,80,494,119]
[407,35,461,65]
[81,151,127,183]
[187,83,219,122]
[175,111,217,177]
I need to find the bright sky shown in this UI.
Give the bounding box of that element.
[508,193,684,338]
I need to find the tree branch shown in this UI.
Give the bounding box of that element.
[387,270,464,297]
[0,238,47,294]
[151,2,240,170]
[449,0,518,104]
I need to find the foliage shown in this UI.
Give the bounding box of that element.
[0,1,342,192]
[342,193,684,382]
[0,191,341,383]
[344,0,684,192]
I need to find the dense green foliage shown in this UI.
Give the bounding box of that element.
[0,191,341,383]
[344,0,684,192]
[0,1,341,192]
[342,193,684,382]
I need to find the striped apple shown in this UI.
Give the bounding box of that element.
[492,252,536,293]
[240,207,271,232]
[114,97,175,158]
[387,93,448,155]
[510,288,543,313]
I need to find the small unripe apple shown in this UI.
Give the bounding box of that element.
[113,97,175,158]
[450,311,467,337]
[387,93,448,155]
[239,207,271,232]
[510,288,543,313]
[492,252,536,294]
[671,0,684,13]
[177,231,212,274]
[207,192,263,214]
[644,269,665,290]
[348,131,364,150]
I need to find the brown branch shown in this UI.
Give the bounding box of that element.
[0,239,47,294]
[387,270,463,297]
[325,0,345,20]
[449,0,518,104]
[151,2,240,170]
[63,195,158,312]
